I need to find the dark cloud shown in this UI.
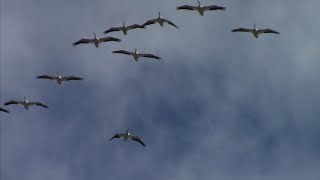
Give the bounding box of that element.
[1,0,320,180]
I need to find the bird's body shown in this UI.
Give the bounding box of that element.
[37,73,83,85]
[0,107,9,113]
[232,24,280,38]
[4,97,48,110]
[73,33,121,48]
[104,21,145,35]
[113,49,161,61]
[110,129,146,147]
[142,12,178,29]
[176,0,226,16]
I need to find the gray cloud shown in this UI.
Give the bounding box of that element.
[1,0,320,180]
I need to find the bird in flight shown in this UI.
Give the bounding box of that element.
[142,12,178,29]
[110,129,146,147]
[113,48,161,62]
[232,24,280,38]
[37,72,83,85]
[73,33,121,48]
[104,21,145,35]
[176,0,226,16]
[4,97,48,110]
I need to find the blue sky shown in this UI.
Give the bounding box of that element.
[1,0,320,180]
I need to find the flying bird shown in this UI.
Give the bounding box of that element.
[113,48,161,61]
[73,33,121,48]
[176,0,226,16]
[232,24,280,38]
[4,97,48,110]
[110,129,146,147]
[142,12,178,29]
[37,72,83,85]
[104,21,145,35]
[0,107,9,113]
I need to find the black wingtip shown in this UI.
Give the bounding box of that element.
[1,109,10,113]
[110,37,121,42]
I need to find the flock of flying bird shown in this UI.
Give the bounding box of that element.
[1,0,280,147]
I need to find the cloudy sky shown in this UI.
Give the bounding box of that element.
[1,0,320,180]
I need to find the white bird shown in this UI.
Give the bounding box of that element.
[176,0,226,16]
[73,33,121,48]
[37,72,83,85]
[110,129,146,147]
[232,24,280,38]
[113,48,161,61]
[4,97,48,110]
[104,21,145,35]
[0,107,9,113]
[142,12,178,29]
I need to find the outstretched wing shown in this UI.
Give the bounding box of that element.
[4,100,20,106]
[62,76,83,81]
[203,5,226,11]
[110,133,126,140]
[231,28,252,33]
[37,75,55,80]
[258,29,280,34]
[113,50,133,56]
[131,136,146,147]
[0,107,10,113]
[140,53,161,60]
[104,27,122,34]
[142,19,157,27]
[164,19,179,29]
[30,102,48,109]
[127,24,145,30]
[72,39,93,46]
[99,36,121,43]
[176,5,197,10]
